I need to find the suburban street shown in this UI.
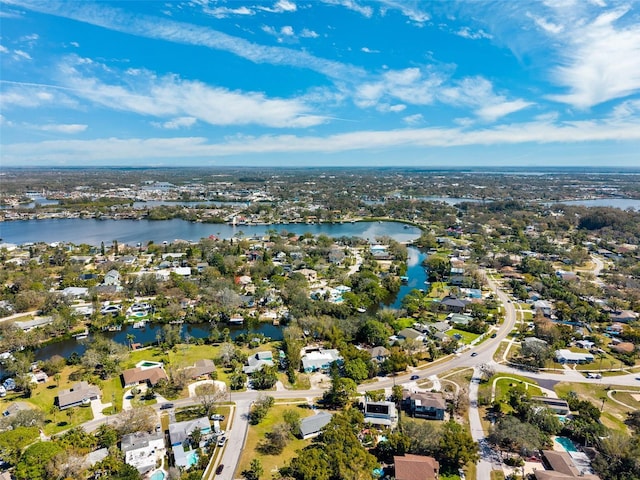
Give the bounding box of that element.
[76,266,639,480]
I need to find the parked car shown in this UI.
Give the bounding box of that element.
[160,402,174,410]
[490,333,497,338]
[470,352,478,357]
[216,464,224,475]
[410,375,420,380]
[211,414,225,421]
[217,436,227,447]
[100,305,121,315]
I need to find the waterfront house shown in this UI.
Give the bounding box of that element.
[121,365,168,388]
[301,348,342,372]
[57,381,101,410]
[440,295,467,313]
[242,351,275,374]
[185,359,216,379]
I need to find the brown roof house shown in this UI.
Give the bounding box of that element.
[185,359,216,379]
[121,362,168,388]
[394,454,439,480]
[535,450,601,480]
[56,381,101,410]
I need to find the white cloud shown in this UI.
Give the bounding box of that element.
[361,47,380,53]
[378,0,430,24]
[545,6,640,108]
[57,56,326,128]
[204,5,255,18]
[355,67,444,108]
[6,1,363,82]
[274,0,296,12]
[4,116,639,164]
[403,113,423,125]
[0,115,14,127]
[280,26,294,36]
[13,49,32,60]
[526,12,564,34]
[0,45,8,53]
[455,26,493,40]
[70,41,80,47]
[476,100,534,122]
[300,28,319,38]
[152,116,197,129]
[320,0,373,18]
[36,123,87,133]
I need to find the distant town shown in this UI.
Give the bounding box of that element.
[0,168,639,480]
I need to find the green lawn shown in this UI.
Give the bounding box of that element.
[447,329,481,345]
[492,375,542,403]
[236,403,315,476]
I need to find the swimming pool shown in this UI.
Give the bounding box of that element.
[186,450,199,467]
[130,312,146,318]
[150,471,166,480]
[556,436,578,453]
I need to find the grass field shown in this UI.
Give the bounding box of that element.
[447,329,481,345]
[492,376,542,403]
[236,403,315,476]
[554,382,640,432]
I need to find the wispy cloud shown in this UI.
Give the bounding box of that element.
[152,116,197,130]
[454,26,492,40]
[320,0,373,18]
[203,5,255,19]
[361,47,379,54]
[544,6,640,108]
[35,123,87,133]
[3,0,365,81]
[403,113,423,125]
[379,0,430,25]
[300,28,319,38]
[13,49,32,60]
[4,116,639,164]
[56,55,327,128]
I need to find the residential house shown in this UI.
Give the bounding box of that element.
[363,400,397,427]
[402,391,446,420]
[394,454,440,480]
[296,268,318,283]
[185,359,216,379]
[62,286,89,299]
[535,450,601,480]
[169,416,211,469]
[611,342,636,354]
[609,310,638,324]
[328,248,346,265]
[367,346,390,363]
[243,351,275,374]
[448,313,473,327]
[299,411,333,439]
[301,348,342,372]
[440,295,467,313]
[555,349,594,364]
[556,270,579,282]
[57,381,101,410]
[103,270,121,286]
[121,366,168,388]
[397,328,425,343]
[530,396,570,416]
[534,300,553,317]
[121,431,165,475]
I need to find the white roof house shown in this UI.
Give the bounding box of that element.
[243,351,275,374]
[121,431,165,475]
[555,349,594,364]
[301,349,342,372]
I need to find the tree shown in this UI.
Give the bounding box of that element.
[251,365,278,390]
[242,458,263,480]
[343,357,369,384]
[115,406,157,435]
[14,441,65,480]
[195,382,225,418]
[283,409,302,438]
[0,426,40,465]
[249,395,275,425]
[96,424,118,448]
[436,420,479,469]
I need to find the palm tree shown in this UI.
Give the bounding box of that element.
[126,333,136,350]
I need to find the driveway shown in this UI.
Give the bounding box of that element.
[468,368,502,478]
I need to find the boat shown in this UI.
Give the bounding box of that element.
[400,276,409,284]
[132,321,146,329]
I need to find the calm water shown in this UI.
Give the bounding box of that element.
[0,219,422,245]
[549,198,640,210]
[33,322,282,362]
[384,246,428,309]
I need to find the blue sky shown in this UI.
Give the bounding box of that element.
[1,0,640,167]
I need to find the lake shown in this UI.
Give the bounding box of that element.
[548,198,640,210]
[0,219,422,245]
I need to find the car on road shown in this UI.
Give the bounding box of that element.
[160,403,174,410]
[410,375,419,380]
[470,352,478,357]
[217,436,227,447]
[211,414,225,421]
[215,464,224,475]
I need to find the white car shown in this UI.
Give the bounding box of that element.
[217,436,227,447]
[100,305,121,315]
